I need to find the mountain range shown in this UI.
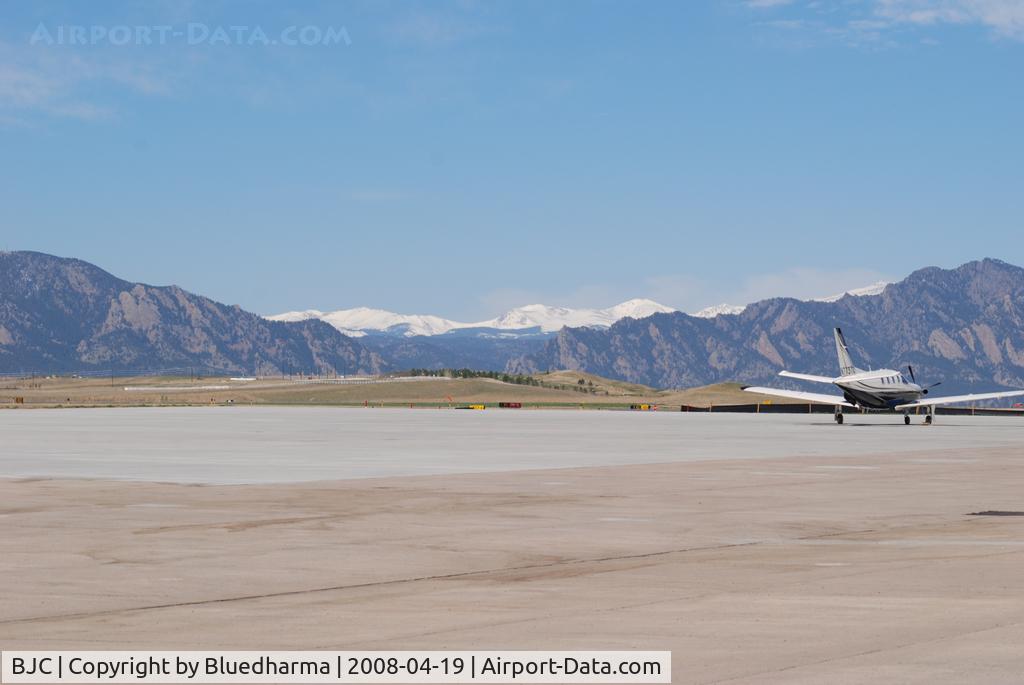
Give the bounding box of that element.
[690,280,890,318]
[2,251,1023,395]
[264,282,897,374]
[0,251,381,376]
[267,299,676,337]
[509,259,1024,395]
[267,284,891,336]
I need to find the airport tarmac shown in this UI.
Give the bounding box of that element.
[1,406,1022,483]
[2,409,1024,683]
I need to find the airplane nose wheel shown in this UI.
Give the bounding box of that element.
[834,408,844,425]
[904,415,910,425]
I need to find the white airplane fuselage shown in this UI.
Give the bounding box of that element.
[833,369,924,410]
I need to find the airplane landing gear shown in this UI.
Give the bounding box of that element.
[904,414,910,425]
[925,414,933,425]
[834,407,844,425]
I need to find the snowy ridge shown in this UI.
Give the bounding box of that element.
[692,303,746,318]
[268,282,893,335]
[485,299,675,332]
[691,280,891,318]
[267,299,676,337]
[326,308,461,337]
[814,280,890,303]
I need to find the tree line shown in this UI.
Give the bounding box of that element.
[400,368,542,385]
[398,368,602,394]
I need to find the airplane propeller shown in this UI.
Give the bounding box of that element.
[908,365,941,394]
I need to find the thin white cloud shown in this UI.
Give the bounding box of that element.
[475,284,626,320]
[643,268,894,314]
[727,267,894,306]
[387,11,489,47]
[0,63,58,110]
[748,0,1024,44]
[0,62,116,121]
[875,0,1024,37]
[0,41,172,122]
[763,19,808,29]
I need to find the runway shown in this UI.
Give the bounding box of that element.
[1,406,1021,483]
[2,409,1024,683]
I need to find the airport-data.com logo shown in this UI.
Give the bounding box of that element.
[29,23,352,47]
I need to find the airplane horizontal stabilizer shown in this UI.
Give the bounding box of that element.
[779,371,836,383]
[839,370,904,383]
[742,386,853,407]
[894,389,1024,410]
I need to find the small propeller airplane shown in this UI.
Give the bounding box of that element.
[743,328,1024,424]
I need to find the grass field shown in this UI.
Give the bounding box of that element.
[0,372,804,409]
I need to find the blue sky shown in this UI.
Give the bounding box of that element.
[1,1,1022,319]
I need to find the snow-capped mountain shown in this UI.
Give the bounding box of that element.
[484,299,675,332]
[690,281,892,318]
[267,299,676,337]
[692,303,746,318]
[269,307,461,337]
[269,283,893,336]
[512,260,1024,393]
[814,280,890,303]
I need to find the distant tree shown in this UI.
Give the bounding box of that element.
[396,368,542,387]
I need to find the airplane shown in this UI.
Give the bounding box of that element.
[742,328,1024,425]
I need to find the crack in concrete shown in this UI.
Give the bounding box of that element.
[0,539,765,627]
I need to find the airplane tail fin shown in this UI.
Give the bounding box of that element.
[834,327,859,376]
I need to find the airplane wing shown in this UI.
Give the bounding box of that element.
[894,390,1024,410]
[743,386,854,407]
[779,371,836,383]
